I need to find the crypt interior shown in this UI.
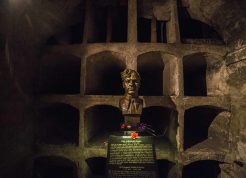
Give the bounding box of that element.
[0,0,246,177]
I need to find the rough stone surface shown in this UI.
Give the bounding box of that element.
[185,0,246,44]
[225,45,246,177]
[0,0,246,178]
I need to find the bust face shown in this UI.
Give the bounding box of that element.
[123,72,140,97]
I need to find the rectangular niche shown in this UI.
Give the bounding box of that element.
[37,103,79,145]
[84,105,124,146]
[177,0,224,44]
[157,20,167,43]
[184,106,228,151]
[85,51,126,95]
[157,160,176,178]
[137,1,168,43]
[137,18,167,43]
[137,51,164,96]
[111,1,128,42]
[182,160,222,178]
[36,53,81,95]
[85,0,128,43]
[137,52,179,96]
[137,17,151,42]
[183,53,228,96]
[86,157,106,177]
[183,53,207,96]
[141,106,178,149]
[33,156,77,178]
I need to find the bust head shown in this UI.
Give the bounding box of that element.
[121,69,140,98]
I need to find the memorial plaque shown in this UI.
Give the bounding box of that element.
[107,135,158,178]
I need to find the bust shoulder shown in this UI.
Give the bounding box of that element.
[119,97,130,111]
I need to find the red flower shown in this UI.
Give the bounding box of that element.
[120,123,125,129]
[131,132,139,139]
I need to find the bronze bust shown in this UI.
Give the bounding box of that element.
[119,69,143,127]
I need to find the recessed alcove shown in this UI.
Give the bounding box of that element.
[184,106,225,150]
[37,54,81,94]
[182,160,222,178]
[183,53,207,96]
[137,52,164,96]
[141,106,178,146]
[84,105,124,145]
[111,3,128,42]
[137,18,167,43]
[86,157,106,177]
[157,160,175,178]
[32,156,77,178]
[138,17,151,42]
[85,51,126,95]
[86,1,128,43]
[137,0,169,43]
[178,1,223,44]
[37,103,79,145]
[86,4,107,43]
[157,20,167,43]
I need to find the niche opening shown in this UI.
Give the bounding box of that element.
[138,17,151,42]
[178,1,223,44]
[137,18,167,43]
[37,104,79,145]
[141,106,178,146]
[157,20,167,43]
[184,106,224,150]
[86,157,106,177]
[86,1,128,43]
[157,160,175,178]
[85,105,123,145]
[137,52,164,96]
[37,54,81,95]
[111,3,128,42]
[183,53,207,96]
[137,0,170,43]
[85,51,126,95]
[32,156,77,178]
[182,160,221,178]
